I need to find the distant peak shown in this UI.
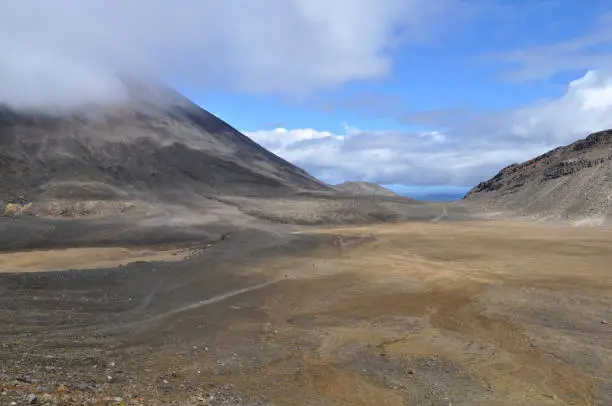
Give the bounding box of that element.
[334,181,399,197]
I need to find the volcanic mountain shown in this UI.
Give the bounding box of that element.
[0,81,330,207]
[0,81,472,251]
[464,129,612,224]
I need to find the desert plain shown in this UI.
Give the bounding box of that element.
[1,217,611,406]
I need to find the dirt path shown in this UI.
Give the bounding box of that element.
[431,204,448,222]
[150,279,281,320]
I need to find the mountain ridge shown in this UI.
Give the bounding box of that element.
[0,81,332,206]
[464,129,612,224]
[0,81,473,251]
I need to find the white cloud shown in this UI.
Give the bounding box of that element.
[508,70,612,143]
[245,126,487,186]
[0,50,127,110]
[250,124,549,186]
[247,127,337,150]
[246,69,612,187]
[0,0,455,110]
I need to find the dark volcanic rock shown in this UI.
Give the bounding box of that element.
[464,129,612,222]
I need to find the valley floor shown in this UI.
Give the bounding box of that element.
[1,220,612,405]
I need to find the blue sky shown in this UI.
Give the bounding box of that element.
[188,1,605,129]
[4,1,612,200]
[171,0,612,199]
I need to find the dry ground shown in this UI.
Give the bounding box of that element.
[1,220,612,405]
[0,247,195,273]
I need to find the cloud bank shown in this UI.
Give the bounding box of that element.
[0,0,450,109]
[246,70,612,187]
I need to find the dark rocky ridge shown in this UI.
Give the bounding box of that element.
[464,129,612,223]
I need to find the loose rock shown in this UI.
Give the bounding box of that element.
[56,384,69,394]
[76,382,90,390]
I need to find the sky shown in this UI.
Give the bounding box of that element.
[3,1,612,200]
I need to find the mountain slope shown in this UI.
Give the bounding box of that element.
[334,181,399,197]
[0,82,330,205]
[0,82,473,251]
[464,129,612,223]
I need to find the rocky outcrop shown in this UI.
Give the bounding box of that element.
[464,129,612,223]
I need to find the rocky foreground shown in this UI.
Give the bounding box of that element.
[2,222,612,405]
